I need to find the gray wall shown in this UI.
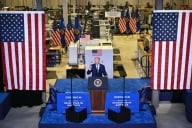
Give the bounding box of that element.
[3,0,192,9]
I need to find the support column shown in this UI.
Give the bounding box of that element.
[36,0,42,11]
[72,0,76,14]
[155,0,163,10]
[152,0,163,109]
[63,0,68,25]
[152,90,159,108]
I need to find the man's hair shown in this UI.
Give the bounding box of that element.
[94,57,100,60]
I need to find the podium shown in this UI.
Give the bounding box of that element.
[88,77,108,113]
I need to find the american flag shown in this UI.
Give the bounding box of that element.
[65,28,74,46]
[151,10,192,90]
[51,28,61,46]
[92,49,102,56]
[65,17,74,46]
[80,34,90,42]
[118,18,126,33]
[0,11,46,90]
[129,18,137,33]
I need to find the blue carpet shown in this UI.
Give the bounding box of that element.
[54,78,150,93]
[39,103,156,128]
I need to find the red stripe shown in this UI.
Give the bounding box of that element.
[157,42,162,90]
[67,29,73,45]
[55,30,61,45]
[69,29,74,41]
[0,44,8,90]
[15,43,19,89]
[177,13,186,90]
[35,14,39,90]
[121,19,126,33]
[150,42,155,90]
[28,14,32,90]
[164,42,169,90]
[65,30,71,45]
[170,42,176,90]
[70,29,75,41]
[42,14,46,90]
[119,18,126,33]
[183,13,192,89]
[22,41,26,90]
[51,29,61,46]
[129,18,137,33]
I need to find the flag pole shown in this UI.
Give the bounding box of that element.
[151,0,163,109]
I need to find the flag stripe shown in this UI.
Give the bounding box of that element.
[15,43,19,89]
[24,12,29,90]
[70,29,75,41]
[40,13,45,90]
[11,43,18,89]
[170,42,176,90]
[65,29,71,45]
[3,44,12,89]
[65,29,74,46]
[157,42,162,90]
[118,18,126,33]
[162,42,169,89]
[8,44,14,89]
[173,12,182,90]
[150,42,155,90]
[43,14,46,90]
[187,18,192,89]
[31,14,36,90]
[22,41,26,90]
[188,14,192,89]
[183,12,192,89]
[18,43,23,89]
[35,14,39,90]
[176,13,185,90]
[160,41,166,89]
[180,12,189,89]
[166,41,173,90]
[28,14,33,90]
[51,29,61,46]
[129,18,137,33]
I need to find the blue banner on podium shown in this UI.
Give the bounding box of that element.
[105,92,139,113]
[57,92,91,113]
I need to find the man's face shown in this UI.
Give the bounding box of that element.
[95,57,100,64]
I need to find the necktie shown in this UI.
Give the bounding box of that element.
[97,65,99,73]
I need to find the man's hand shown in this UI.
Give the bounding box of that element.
[89,65,92,70]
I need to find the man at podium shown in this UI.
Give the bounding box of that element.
[87,57,107,77]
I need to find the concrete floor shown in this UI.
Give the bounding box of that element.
[0,35,191,128]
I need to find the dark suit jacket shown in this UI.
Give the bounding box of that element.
[87,64,107,77]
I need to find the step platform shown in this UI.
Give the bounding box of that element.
[39,103,157,128]
[0,93,11,120]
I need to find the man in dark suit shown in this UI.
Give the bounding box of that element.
[87,57,107,77]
